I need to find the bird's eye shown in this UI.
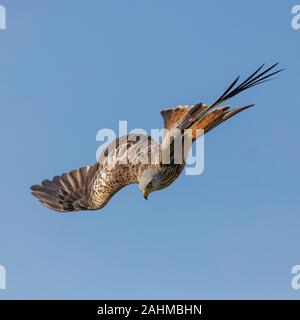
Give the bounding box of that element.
[147,182,153,189]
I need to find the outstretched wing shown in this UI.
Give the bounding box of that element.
[31,134,160,213]
[160,64,283,140]
[31,163,100,212]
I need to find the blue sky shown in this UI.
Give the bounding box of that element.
[0,0,299,299]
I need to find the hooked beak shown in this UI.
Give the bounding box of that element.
[143,189,150,200]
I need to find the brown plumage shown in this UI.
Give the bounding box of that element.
[31,64,282,213]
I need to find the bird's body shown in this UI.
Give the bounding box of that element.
[31,64,282,213]
[35,133,184,211]
[88,134,158,210]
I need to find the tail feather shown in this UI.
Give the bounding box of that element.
[188,104,253,139]
[202,104,254,134]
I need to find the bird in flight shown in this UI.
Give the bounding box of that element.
[31,64,282,213]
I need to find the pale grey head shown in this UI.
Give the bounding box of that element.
[138,167,166,200]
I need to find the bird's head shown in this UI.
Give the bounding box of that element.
[139,168,164,200]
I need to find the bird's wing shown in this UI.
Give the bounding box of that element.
[31,163,100,212]
[160,64,283,141]
[160,105,190,133]
[31,134,160,213]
